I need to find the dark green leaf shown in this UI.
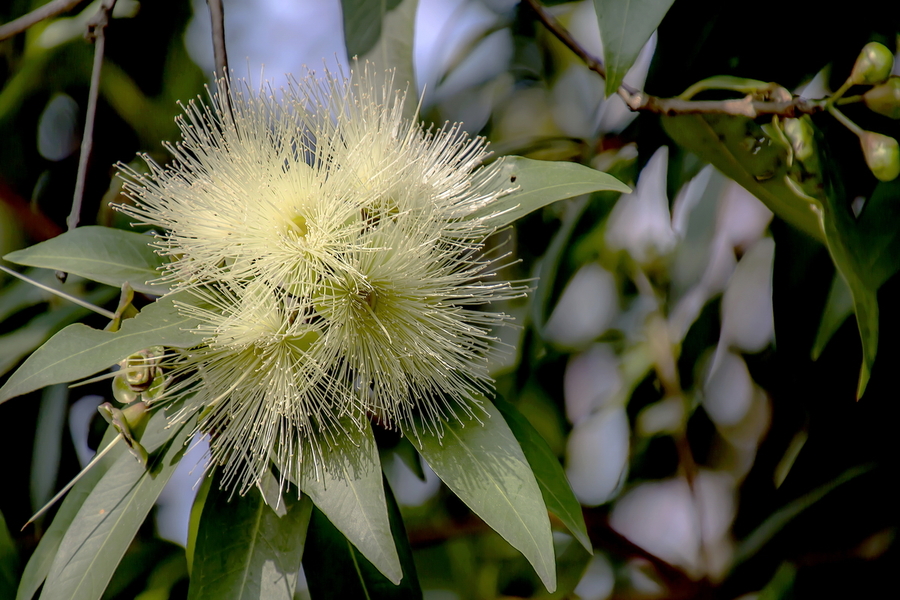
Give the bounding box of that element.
[185,475,213,576]
[811,273,854,360]
[0,294,199,405]
[662,112,885,395]
[342,0,418,119]
[472,156,631,228]
[407,400,557,592]
[3,226,168,296]
[31,385,69,513]
[731,464,872,568]
[187,476,312,600]
[493,396,591,552]
[0,510,18,600]
[16,428,126,600]
[292,420,402,584]
[341,0,402,58]
[39,411,197,600]
[304,480,421,600]
[593,0,676,97]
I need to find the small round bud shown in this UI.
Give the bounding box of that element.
[864,77,900,119]
[850,42,894,86]
[861,131,900,181]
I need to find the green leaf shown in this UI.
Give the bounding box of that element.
[39,411,197,600]
[0,294,198,405]
[493,396,591,553]
[3,226,168,296]
[185,475,213,576]
[187,477,312,600]
[343,0,419,120]
[304,480,422,600]
[472,156,631,228]
[811,273,854,360]
[0,286,116,378]
[593,0,676,97]
[341,0,402,58]
[292,420,402,585]
[0,510,19,600]
[16,428,126,600]
[661,114,824,242]
[731,464,872,569]
[406,400,557,592]
[662,112,882,395]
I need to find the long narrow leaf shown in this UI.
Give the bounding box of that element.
[188,478,312,600]
[292,420,402,584]
[407,400,557,592]
[4,226,168,296]
[494,396,591,552]
[39,412,197,600]
[0,294,198,405]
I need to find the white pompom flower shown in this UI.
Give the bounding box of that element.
[117,63,525,494]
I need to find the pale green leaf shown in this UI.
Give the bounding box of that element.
[494,396,591,552]
[39,411,197,600]
[292,420,402,585]
[0,286,117,378]
[3,226,167,295]
[472,156,631,228]
[407,400,557,592]
[594,0,676,97]
[0,294,198,405]
[187,480,312,600]
[17,429,125,600]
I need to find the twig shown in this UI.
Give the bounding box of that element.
[0,0,84,41]
[206,0,229,78]
[65,0,118,235]
[525,0,827,119]
[619,88,827,118]
[522,0,607,80]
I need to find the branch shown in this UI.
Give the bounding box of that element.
[0,0,84,41]
[525,0,826,119]
[65,0,118,235]
[522,0,607,80]
[619,87,826,118]
[206,0,229,77]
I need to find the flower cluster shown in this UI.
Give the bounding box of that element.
[117,64,523,493]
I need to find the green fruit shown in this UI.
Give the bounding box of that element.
[850,42,894,86]
[864,77,900,119]
[861,131,900,181]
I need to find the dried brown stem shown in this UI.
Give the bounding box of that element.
[0,0,84,41]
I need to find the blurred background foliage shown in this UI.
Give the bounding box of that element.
[1,1,899,598]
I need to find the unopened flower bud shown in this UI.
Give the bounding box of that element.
[850,42,894,86]
[864,77,900,119]
[861,131,900,181]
